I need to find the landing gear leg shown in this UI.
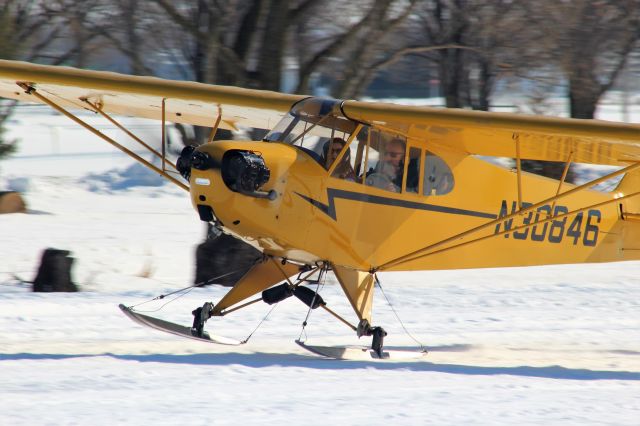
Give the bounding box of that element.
[191,302,214,337]
[371,327,388,358]
[357,319,388,358]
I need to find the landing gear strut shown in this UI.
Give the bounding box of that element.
[187,262,393,358]
[191,302,214,337]
[357,319,387,358]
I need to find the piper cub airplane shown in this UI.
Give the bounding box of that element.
[2,60,640,359]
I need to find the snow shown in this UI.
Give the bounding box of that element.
[1,107,639,425]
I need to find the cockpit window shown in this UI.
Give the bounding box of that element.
[362,131,407,193]
[423,152,454,195]
[264,98,359,161]
[265,97,455,196]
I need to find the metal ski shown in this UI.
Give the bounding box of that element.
[119,304,242,345]
[295,340,427,360]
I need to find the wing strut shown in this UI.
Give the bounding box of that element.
[81,98,180,175]
[514,133,523,210]
[17,83,189,191]
[379,162,640,271]
[161,98,167,172]
[207,105,223,144]
[551,150,574,215]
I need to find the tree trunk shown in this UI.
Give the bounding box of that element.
[334,42,369,98]
[70,14,87,68]
[257,0,289,90]
[217,0,263,86]
[569,93,598,119]
[440,49,463,108]
[332,0,395,98]
[568,77,600,119]
[123,0,146,75]
[193,0,210,83]
[475,58,492,111]
[233,0,264,62]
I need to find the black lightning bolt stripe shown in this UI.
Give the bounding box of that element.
[295,188,497,221]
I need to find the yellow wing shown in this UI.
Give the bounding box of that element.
[343,100,640,166]
[2,60,639,166]
[0,60,305,131]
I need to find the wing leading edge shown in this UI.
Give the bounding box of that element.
[0,59,306,131]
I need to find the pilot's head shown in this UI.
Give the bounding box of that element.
[383,138,405,170]
[323,137,348,163]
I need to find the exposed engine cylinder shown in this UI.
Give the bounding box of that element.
[191,150,215,171]
[176,146,216,181]
[221,150,271,194]
[176,146,195,180]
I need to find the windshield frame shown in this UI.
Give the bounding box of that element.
[264,98,358,148]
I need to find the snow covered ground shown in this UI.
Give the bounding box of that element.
[0,107,639,425]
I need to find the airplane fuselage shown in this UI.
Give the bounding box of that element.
[188,140,640,272]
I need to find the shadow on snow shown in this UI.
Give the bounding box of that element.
[2,350,639,381]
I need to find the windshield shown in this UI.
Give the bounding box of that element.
[264,98,359,161]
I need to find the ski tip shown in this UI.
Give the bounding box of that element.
[118,304,134,315]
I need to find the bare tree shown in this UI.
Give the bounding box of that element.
[89,0,157,75]
[25,0,110,67]
[539,0,640,118]
[293,0,418,98]
[0,0,66,159]
[146,0,317,89]
[1,1,49,60]
[390,0,529,110]
[461,1,530,110]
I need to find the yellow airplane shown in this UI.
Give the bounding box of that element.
[1,60,639,359]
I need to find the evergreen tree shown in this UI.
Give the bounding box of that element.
[0,131,16,160]
[0,112,17,161]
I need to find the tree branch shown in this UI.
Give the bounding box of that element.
[370,43,482,74]
[152,0,201,37]
[288,0,317,21]
[295,3,385,93]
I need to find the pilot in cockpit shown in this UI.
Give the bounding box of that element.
[322,137,356,181]
[366,138,406,192]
